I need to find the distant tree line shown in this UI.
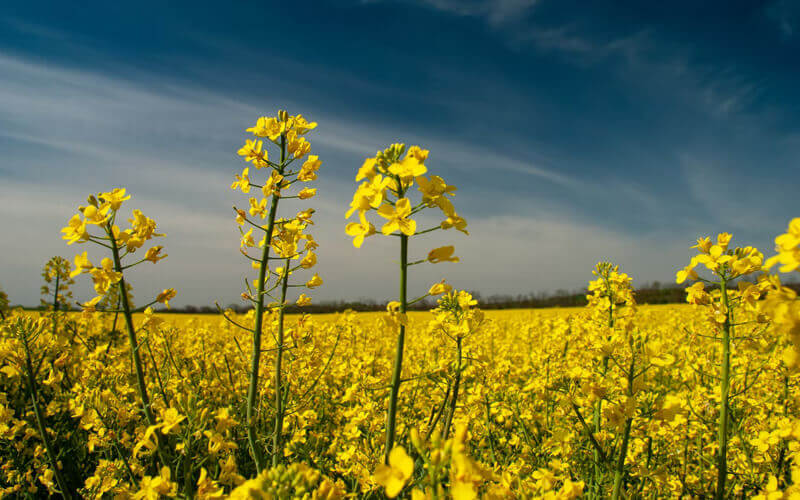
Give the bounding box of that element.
[17,281,800,314]
[160,280,800,314]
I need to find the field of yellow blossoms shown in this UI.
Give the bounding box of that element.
[1,111,799,499]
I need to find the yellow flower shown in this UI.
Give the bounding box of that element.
[196,467,225,500]
[345,214,376,248]
[292,114,318,135]
[765,218,800,273]
[406,145,429,162]
[297,294,312,307]
[377,198,416,236]
[240,228,255,248]
[287,131,311,159]
[61,214,89,245]
[441,213,468,235]
[300,251,317,269]
[248,197,267,219]
[159,407,186,434]
[356,157,377,181]
[214,408,238,433]
[717,232,733,251]
[81,295,102,313]
[692,236,713,253]
[373,446,414,498]
[428,246,459,263]
[90,258,123,296]
[298,187,317,200]
[388,155,427,184]
[231,168,251,193]
[262,171,285,197]
[428,280,452,296]
[144,245,167,263]
[99,188,131,211]
[237,139,268,168]
[70,251,93,278]
[141,307,164,330]
[129,210,163,241]
[133,466,175,500]
[675,263,698,284]
[296,208,315,224]
[417,175,456,215]
[345,175,392,219]
[306,274,323,288]
[685,282,710,305]
[694,244,732,272]
[156,288,177,308]
[730,246,763,277]
[82,204,110,225]
[298,155,321,182]
[246,116,283,140]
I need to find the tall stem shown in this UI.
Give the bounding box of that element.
[442,336,462,439]
[715,279,732,500]
[22,335,72,500]
[592,298,615,493]
[385,232,408,463]
[108,228,169,468]
[272,258,290,466]
[51,272,60,338]
[246,135,286,472]
[611,353,635,500]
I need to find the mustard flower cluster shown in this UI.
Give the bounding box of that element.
[61,189,175,312]
[346,143,467,247]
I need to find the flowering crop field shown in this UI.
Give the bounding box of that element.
[1,112,799,499]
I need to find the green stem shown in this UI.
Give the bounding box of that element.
[611,354,635,500]
[384,232,408,463]
[592,300,614,494]
[715,279,732,500]
[108,225,169,469]
[51,272,60,334]
[246,134,285,472]
[442,336,462,439]
[272,258,291,467]
[22,335,72,499]
[484,395,498,464]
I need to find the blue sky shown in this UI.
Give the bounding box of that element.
[1,0,798,306]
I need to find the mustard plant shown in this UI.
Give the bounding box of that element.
[346,143,467,462]
[575,262,636,493]
[427,290,484,440]
[677,234,766,499]
[227,110,322,470]
[40,256,75,345]
[40,256,74,312]
[62,188,174,469]
[5,317,73,499]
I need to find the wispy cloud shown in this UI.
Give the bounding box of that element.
[767,0,799,38]
[0,51,606,307]
[364,0,538,26]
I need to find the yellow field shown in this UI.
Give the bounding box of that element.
[2,299,798,498]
